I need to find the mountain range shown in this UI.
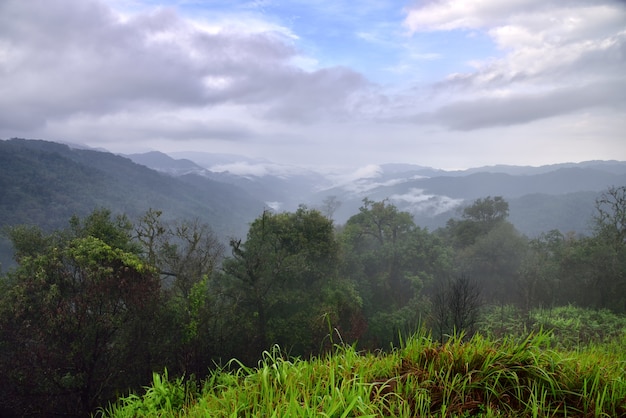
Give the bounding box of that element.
[126,148,626,237]
[1,137,625,267]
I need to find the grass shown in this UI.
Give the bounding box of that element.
[98,329,626,417]
[479,305,626,349]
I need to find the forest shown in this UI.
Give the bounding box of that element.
[0,186,625,417]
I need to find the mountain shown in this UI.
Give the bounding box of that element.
[124,151,205,176]
[459,161,626,176]
[126,151,333,212]
[0,139,266,268]
[2,138,624,270]
[313,166,625,235]
[129,151,625,237]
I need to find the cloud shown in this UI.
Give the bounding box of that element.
[0,0,368,134]
[0,0,622,168]
[208,161,305,177]
[403,0,626,128]
[43,109,254,142]
[259,67,369,123]
[389,188,463,216]
[414,78,626,130]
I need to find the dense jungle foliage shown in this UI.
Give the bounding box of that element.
[0,186,624,417]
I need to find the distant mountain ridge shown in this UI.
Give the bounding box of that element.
[125,149,625,237]
[0,139,268,267]
[1,138,624,270]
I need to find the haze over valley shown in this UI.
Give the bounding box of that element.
[1,1,625,415]
[2,138,623,255]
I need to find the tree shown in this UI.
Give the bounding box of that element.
[458,221,527,304]
[518,230,565,311]
[0,210,161,417]
[320,195,342,221]
[594,186,626,247]
[587,186,626,311]
[439,197,526,306]
[431,275,482,342]
[444,196,510,248]
[221,207,359,360]
[340,199,453,347]
[448,275,481,336]
[134,209,225,376]
[462,196,509,225]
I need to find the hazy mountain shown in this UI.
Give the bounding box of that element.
[317,167,623,235]
[459,161,626,176]
[123,149,626,238]
[0,139,267,267]
[126,150,333,212]
[125,151,205,176]
[3,138,624,270]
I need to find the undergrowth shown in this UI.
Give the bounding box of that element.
[98,330,626,417]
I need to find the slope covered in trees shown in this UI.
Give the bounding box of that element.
[1,186,625,416]
[0,139,264,267]
[1,138,625,416]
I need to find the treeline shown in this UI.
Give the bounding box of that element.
[0,187,624,416]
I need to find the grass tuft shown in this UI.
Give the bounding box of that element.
[99,330,626,417]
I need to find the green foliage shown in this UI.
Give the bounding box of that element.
[444,196,509,248]
[460,221,528,303]
[99,369,194,417]
[462,196,509,225]
[102,331,626,418]
[0,210,162,416]
[3,186,626,417]
[479,305,626,349]
[340,198,453,347]
[70,208,141,254]
[221,207,359,359]
[133,209,226,378]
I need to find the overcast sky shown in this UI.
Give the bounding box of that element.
[1,0,625,170]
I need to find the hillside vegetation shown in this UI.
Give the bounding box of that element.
[1,139,625,417]
[102,329,626,417]
[0,138,262,240]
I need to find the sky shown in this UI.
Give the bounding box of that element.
[1,0,625,171]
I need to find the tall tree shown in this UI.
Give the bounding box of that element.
[445,196,510,248]
[589,186,626,311]
[518,230,565,311]
[340,199,453,347]
[221,207,359,360]
[431,275,482,342]
[441,196,526,305]
[594,185,626,247]
[0,210,161,417]
[134,209,225,376]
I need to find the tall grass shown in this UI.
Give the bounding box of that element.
[479,304,626,348]
[99,329,626,417]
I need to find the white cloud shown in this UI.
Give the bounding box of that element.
[403,0,626,129]
[0,0,367,135]
[208,161,303,177]
[0,0,623,169]
[390,188,463,215]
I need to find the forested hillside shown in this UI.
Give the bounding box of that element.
[127,148,625,237]
[318,165,626,233]
[1,138,625,416]
[1,185,625,416]
[0,139,264,267]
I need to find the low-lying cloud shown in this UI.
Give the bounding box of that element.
[390,188,463,216]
